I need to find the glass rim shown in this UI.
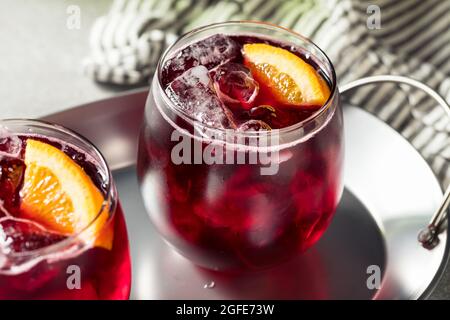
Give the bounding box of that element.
[155,20,339,138]
[0,118,116,261]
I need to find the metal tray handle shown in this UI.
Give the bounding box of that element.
[340,75,450,249]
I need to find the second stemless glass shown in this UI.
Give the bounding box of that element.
[0,120,131,299]
[137,21,344,270]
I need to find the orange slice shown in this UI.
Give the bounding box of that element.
[19,139,113,250]
[243,43,331,107]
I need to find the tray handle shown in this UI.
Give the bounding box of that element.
[340,75,450,249]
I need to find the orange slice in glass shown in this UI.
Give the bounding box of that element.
[243,43,331,107]
[19,139,113,250]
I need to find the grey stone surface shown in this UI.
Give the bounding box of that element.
[0,0,137,119]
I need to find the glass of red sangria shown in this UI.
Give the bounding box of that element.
[138,21,343,270]
[0,120,131,299]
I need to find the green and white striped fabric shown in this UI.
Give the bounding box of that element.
[83,0,450,186]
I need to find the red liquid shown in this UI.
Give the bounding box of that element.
[138,34,343,270]
[0,135,131,299]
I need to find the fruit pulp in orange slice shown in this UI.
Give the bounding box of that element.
[243,43,331,107]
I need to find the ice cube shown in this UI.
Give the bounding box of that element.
[0,156,25,215]
[211,62,259,109]
[0,252,5,269]
[0,127,21,159]
[162,34,240,85]
[0,217,66,254]
[250,105,277,121]
[0,200,11,218]
[190,34,240,68]
[166,65,236,129]
[238,120,271,132]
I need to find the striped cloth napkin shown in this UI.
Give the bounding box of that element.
[83,0,450,187]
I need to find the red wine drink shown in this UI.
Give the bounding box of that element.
[138,22,343,270]
[0,120,131,299]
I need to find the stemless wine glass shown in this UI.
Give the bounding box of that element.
[0,119,131,299]
[137,21,343,270]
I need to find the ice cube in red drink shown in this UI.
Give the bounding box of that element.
[166,65,236,129]
[211,62,259,110]
[162,34,241,85]
[0,217,66,254]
